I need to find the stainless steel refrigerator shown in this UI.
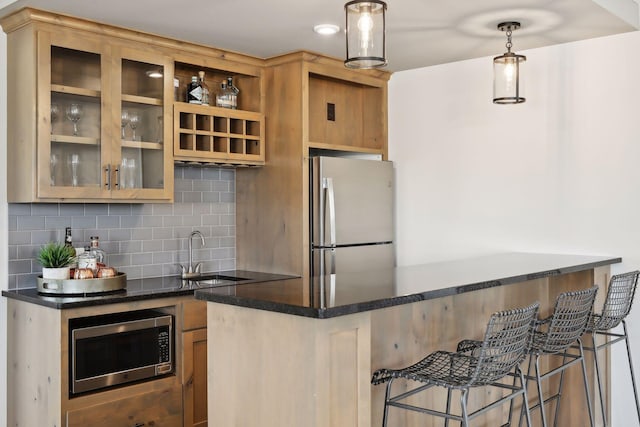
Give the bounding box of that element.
[310,156,395,307]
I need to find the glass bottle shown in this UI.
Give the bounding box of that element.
[77,245,97,272]
[198,71,210,106]
[216,81,230,108]
[187,76,202,104]
[89,236,106,268]
[64,227,73,248]
[226,77,239,109]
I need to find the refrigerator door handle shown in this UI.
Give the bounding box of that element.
[322,177,337,247]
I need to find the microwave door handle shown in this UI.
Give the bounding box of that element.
[323,177,336,247]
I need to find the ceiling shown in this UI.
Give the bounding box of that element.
[0,0,638,72]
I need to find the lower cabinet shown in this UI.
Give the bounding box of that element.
[66,384,183,427]
[182,328,208,427]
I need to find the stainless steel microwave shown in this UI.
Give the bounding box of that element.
[69,309,173,395]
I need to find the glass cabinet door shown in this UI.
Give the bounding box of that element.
[38,33,111,199]
[115,48,172,200]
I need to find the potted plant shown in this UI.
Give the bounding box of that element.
[37,242,76,280]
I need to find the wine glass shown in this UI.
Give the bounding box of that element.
[69,153,79,187]
[50,154,59,185]
[128,111,140,141]
[121,110,129,140]
[66,104,82,136]
[50,103,59,134]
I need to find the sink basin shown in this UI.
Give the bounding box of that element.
[188,274,249,286]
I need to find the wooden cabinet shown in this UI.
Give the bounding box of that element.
[236,52,390,280]
[174,103,265,166]
[66,385,182,427]
[180,300,208,427]
[2,12,174,202]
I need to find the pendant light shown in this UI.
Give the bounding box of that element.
[344,0,387,69]
[493,22,526,104]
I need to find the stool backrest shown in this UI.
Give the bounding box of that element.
[597,270,640,330]
[539,286,598,354]
[472,302,539,385]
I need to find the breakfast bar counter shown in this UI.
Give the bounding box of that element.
[195,252,620,427]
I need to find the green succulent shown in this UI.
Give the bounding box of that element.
[37,242,76,268]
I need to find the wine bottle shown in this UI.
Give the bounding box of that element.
[226,77,239,109]
[64,227,73,247]
[198,71,210,106]
[187,76,202,104]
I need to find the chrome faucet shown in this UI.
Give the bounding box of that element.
[180,230,206,279]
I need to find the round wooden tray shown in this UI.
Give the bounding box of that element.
[37,272,126,295]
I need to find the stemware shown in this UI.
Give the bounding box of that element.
[50,103,60,134]
[66,104,82,136]
[69,153,79,187]
[128,111,140,141]
[50,153,59,185]
[121,110,130,140]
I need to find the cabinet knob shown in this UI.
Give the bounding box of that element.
[132,423,145,427]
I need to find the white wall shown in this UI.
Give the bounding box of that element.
[389,30,640,425]
[0,27,8,427]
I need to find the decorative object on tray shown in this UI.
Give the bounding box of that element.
[37,242,76,280]
[37,272,127,295]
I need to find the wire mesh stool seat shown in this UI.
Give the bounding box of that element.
[516,286,598,427]
[584,270,640,427]
[371,302,539,427]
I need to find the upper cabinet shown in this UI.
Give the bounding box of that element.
[1,8,266,203]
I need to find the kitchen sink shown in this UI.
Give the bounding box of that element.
[189,274,249,286]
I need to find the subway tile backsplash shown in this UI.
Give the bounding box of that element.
[7,166,236,289]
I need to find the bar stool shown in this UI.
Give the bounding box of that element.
[519,286,598,427]
[584,270,640,427]
[371,302,539,427]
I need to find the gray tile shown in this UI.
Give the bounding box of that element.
[132,204,153,215]
[203,192,220,203]
[108,229,132,241]
[85,204,109,215]
[98,216,121,229]
[109,204,132,216]
[183,167,203,180]
[163,239,181,251]
[212,247,235,259]
[162,263,181,276]
[220,169,235,181]
[131,228,153,240]
[45,216,73,230]
[17,216,45,231]
[142,215,163,227]
[59,204,85,216]
[173,203,193,216]
[121,215,143,228]
[142,240,164,252]
[131,253,154,265]
[202,168,221,180]
[174,167,184,179]
[109,254,131,267]
[220,236,236,247]
[9,260,32,274]
[173,192,183,203]
[16,273,38,289]
[31,204,60,216]
[211,226,231,237]
[153,252,174,264]
[9,231,31,245]
[201,260,220,272]
[212,181,230,191]
[163,215,183,227]
[17,245,38,259]
[183,192,202,203]
[220,214,235,226]
[174,178,193,192]
[120,240,142,253]
[183,215,203,226]
[72,216,97,229]
[100,241,119,254]
[7,275,16,290]
[218,259,236,271]
[31,230,59,244]
[8,215,17,231]
[119,265,142,280]
[193,203,211,215]
[153,204,174,215]
[153,228,174,240]
[193,180,212,192]
[202,214,220,226]
[220,192,235,203]
[142,264,167,278]
[8,204,31,215]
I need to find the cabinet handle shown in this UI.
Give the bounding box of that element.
[132,423,145,427]
[114,164,120,189]
[104,164,111,190]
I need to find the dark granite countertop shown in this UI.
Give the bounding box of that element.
[194,253,621,318]
[1,270,298,309]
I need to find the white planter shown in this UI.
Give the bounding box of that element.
[42,266,71,280]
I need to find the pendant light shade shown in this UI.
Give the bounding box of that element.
[344,0,387,69]
[493,22,526,104]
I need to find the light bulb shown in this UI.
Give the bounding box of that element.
[357,4,373,52]
[503,59,516,90]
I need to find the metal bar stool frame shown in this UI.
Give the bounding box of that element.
[517,286,598,427]
[371,302,540,427]
[583,270,640,427]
